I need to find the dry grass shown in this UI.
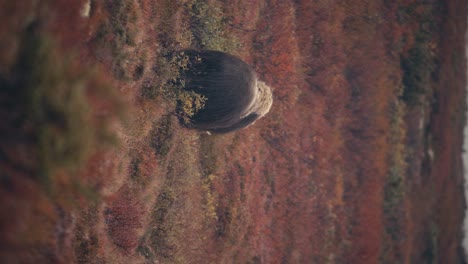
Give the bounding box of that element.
[91,1,139,80]
[187,0,241,51]
[380,99,408,264]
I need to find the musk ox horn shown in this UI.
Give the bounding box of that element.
[177,50,273,133]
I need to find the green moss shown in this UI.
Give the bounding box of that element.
[18,37,88,179]
[93,0,138,80]
[400,42,435,104]
[5,31,122,195]
[187,0,241,51]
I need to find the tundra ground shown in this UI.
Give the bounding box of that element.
[0,0,466,263]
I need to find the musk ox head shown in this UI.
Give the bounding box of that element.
[177,50,273,133]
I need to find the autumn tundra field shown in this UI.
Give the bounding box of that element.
[0,0,467,263]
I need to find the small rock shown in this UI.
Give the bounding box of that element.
[81,0,91,18]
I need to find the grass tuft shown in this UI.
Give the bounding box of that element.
[380,99,407,263]
[187,0,241,51]
[93,0,138,80]
[399,3,439,105]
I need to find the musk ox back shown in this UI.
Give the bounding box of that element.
[178,50,273,133]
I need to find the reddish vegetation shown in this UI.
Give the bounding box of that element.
[105,185,144,252]
[0,0,466,263]
[403,0,467,263]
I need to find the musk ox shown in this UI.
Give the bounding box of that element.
[177,50,273,133]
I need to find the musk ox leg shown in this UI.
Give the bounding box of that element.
[208,112,259,134]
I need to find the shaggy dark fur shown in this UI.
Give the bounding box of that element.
[178,50,261,133]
